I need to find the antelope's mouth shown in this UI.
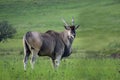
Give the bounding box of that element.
[68,35,74,40]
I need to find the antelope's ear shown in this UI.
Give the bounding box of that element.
[75,25,80,30]
[64,25,70,30]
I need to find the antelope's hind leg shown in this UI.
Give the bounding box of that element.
[30,49,39,69]
[23,44,31,71]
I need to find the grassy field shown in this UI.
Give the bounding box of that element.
[0,0,120,80]
[0,55,120,80]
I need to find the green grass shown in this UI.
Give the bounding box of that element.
[0,0,120,80]
[0,55,120,80]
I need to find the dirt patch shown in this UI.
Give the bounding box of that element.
[110,53,120,58]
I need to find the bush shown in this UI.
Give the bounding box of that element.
[0,21,16,42]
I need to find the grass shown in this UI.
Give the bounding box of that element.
[0,0,120,80]
[0,54,120,80]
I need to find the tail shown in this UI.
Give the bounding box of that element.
[23,35,31,55]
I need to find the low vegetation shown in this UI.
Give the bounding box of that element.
[0,21,16,42]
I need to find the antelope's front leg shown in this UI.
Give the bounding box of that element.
[54,51,63,69]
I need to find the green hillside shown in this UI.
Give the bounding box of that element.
[0,0,120,56]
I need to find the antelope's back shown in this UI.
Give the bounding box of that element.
[41,30,64,55]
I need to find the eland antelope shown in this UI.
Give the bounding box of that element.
[23,18,80,70]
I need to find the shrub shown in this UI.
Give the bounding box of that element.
[0,21,16,42]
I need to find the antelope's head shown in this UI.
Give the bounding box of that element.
[62,18,80,39]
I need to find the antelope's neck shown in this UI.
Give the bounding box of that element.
[61,30,74,47]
